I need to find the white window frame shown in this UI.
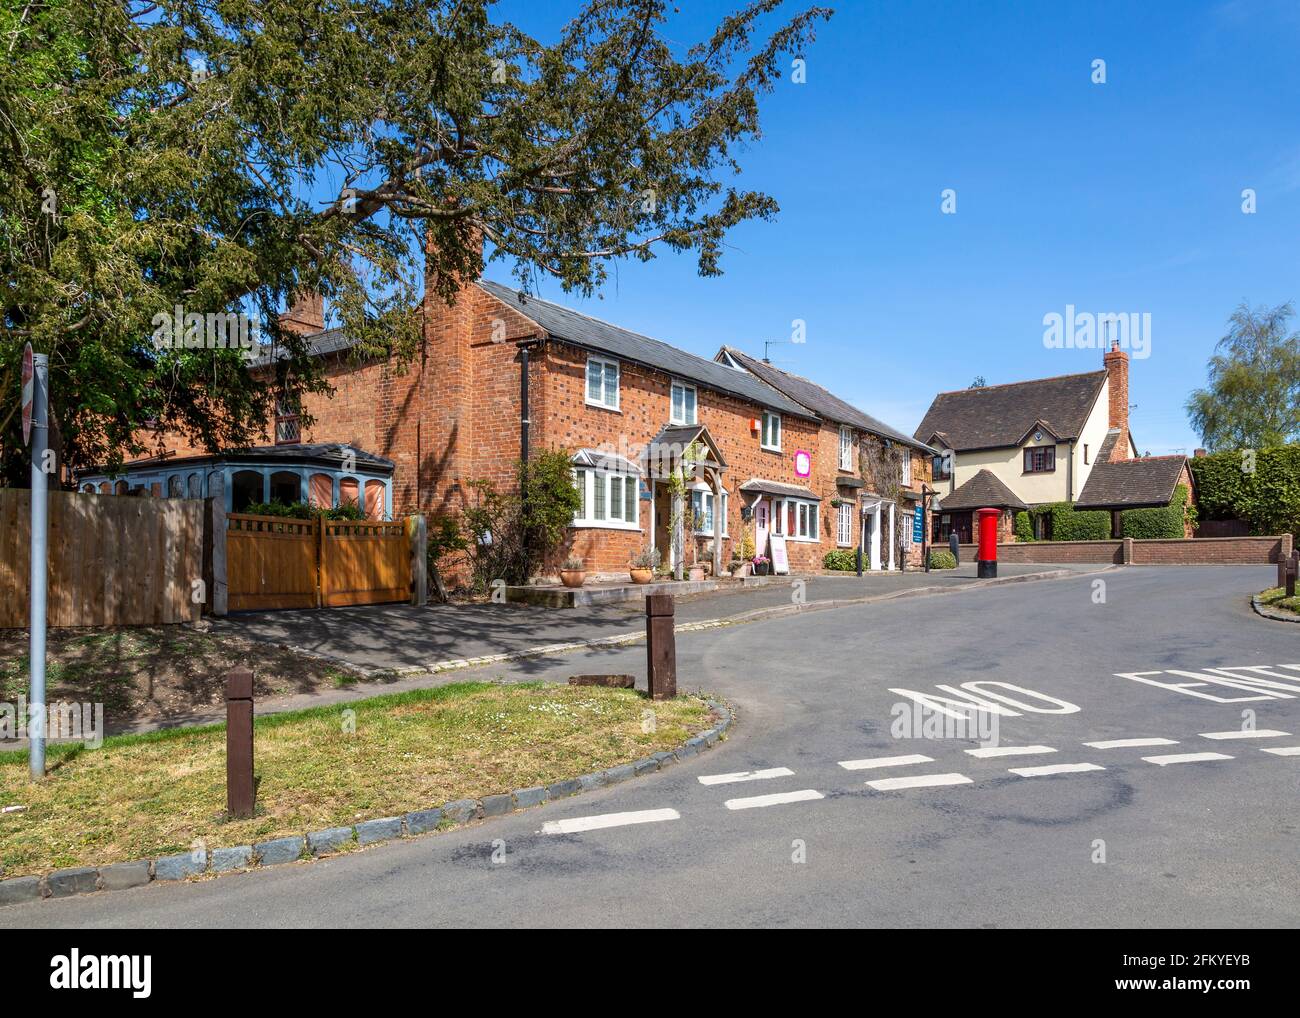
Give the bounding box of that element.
[761,411,782,451]
[770,496,820,542]
[901,449,912,486]
[572,469,640,530]
[690,487,729,537]
[585,356,620,411]
[670,380,697,426]
[837,502,853,546]
[839,426,853,471]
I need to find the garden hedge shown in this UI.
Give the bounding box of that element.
[1036,502,1112,541]
[1120,485,1189,540]
[822,549,857,571]
[1187,445,1300,538]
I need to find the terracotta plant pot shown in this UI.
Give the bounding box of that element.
[629,568,654,584]
[559,569,586,588]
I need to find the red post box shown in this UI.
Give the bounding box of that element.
[976,507,1000,579]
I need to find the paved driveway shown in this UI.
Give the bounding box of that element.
[8,564,1295,928]
[217,561,1097,673]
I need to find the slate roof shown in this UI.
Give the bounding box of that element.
[250,327,357,367]
[937,469,1029,512]
[717,347,935,454]
[476,280,815,419]
[914,371,1107,451]
[738,478,820,500]
[1075,456,1188,509]
[90,443,394,477]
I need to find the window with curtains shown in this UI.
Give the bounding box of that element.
[573,468,639,528]
[670,381,697,425]
[585,356,620,410]
[690,489,728,536]
[769,496,820,541]
[1023,447,1056,473]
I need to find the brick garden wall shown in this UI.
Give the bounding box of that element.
[952,534,1290,566]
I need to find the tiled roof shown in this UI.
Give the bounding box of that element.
[738,478,820,500]
[717,347,936,454]
[94,443,394,476]
[915,371,1107,451]
[938,469,1029,511]
[476,280,815,419]
[1075,456,1188,509]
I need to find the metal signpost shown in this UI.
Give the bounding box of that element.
[23,344,50,780]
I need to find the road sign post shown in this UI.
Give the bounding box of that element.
[25,347,50,780]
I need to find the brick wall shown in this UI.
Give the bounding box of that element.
[952,534,1289,566]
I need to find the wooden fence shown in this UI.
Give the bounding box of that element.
[0,489,202,628]
[224,512,414,612]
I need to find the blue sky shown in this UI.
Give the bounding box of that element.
[483,0,1300,454]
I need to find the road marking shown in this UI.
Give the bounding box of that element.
[1008,762,1105,778]
[541,809,680,834]
[724,789,824,810]
[1261,746,1300,757]
[866,772,972,791]
[965,745,1056,759]
[1083,737,1179,749]
[1142,752,1234,766]
[697,767,794,786]
[1198,729,1289,740]
[838,753,934,770]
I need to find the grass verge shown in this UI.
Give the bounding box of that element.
[0,681,713,877]
[1258,587,1300,615]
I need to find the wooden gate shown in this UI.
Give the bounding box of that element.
[320,519,410,607]
[226,514,319,611]
[226,513,412,612]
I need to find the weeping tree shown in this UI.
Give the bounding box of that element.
[0,0,832,483]
[1186,302,1300,451]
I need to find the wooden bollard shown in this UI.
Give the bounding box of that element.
[225,668,255,819]
[646,593,677,700]
[1287,551,1299,599]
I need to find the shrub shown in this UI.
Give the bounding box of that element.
[822,549,857,571]
[928,548,957,569]
[462,450,583,589]
[1037,502,1111,541]
[1014,511,1034,543]
[1120,484,1190,540]
[244,498,367,521]
[1188,445,1300,538]
[630,547,660,570]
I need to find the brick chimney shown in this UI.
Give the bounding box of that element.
[1103,339,1130,461]
[279,289,325,336]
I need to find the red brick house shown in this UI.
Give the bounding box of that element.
[85,266,936,580]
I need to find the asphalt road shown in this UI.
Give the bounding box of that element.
[5,565,1298,928]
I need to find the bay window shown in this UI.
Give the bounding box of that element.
[573,468,639,529]
[769,496,820,541]
[690,489,729,536]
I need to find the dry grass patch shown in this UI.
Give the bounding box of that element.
[0,682,714,876]
[1259,587,1300,614]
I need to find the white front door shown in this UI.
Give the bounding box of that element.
[862,499,882,570]
[754,498,769,558]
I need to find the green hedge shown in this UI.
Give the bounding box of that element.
[1037,502,1112,541]
[1014,511,1034,542]
[822,549,857,571]
[1120,485,1189,540]
[928,548,957,569]
[1188,445,1300,538]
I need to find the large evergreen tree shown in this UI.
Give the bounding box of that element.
[0,0,831,482]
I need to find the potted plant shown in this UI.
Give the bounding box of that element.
[752,554,770,576]
[629,548,659,584]
[559,555,587,588]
